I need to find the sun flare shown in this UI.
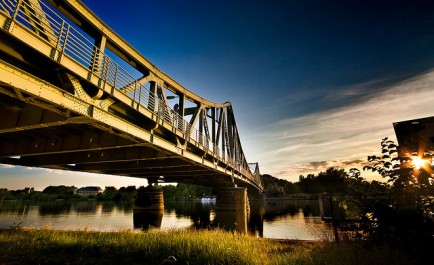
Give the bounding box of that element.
[412,156,426,169]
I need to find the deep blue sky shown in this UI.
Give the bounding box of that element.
[3,0,434,189]
[80,0,434,126]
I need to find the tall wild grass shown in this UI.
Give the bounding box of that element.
[0,227,423,264]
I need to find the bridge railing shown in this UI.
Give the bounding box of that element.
[0,0,261,189]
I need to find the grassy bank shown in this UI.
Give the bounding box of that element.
[0,228,424,265]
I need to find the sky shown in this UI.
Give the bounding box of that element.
[3,0,434,189]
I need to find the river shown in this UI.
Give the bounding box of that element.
[0,199,332,240]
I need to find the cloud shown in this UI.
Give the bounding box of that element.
[258,70,434,181]
[325,78,389,101]
[308,161,329,169]
[275,158,369,178]
[46,169,65,175]
[0,164,15,169]
[19,166,64,175]
[341,159,365,167]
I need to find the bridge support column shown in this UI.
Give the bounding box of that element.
[133,184,164,230]
[215,187,249,234]
[134,184,164,210]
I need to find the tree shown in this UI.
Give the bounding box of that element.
[0,188,12,200]
[42,185,76,199]
[261,174,291,197]
[351,137,434,247]
[298,168,347,194]
[284,182,301,194]
[162,184,213,201]
[364,137,434,212]
[162,185,177,200]
[102,186,117,200]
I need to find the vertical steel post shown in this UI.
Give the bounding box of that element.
[91,35,106,74]
[148,81,157,112]
[12,0,23,21]
[113,64,118,88]
[329,195,339,242]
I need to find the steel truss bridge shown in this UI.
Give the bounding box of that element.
[0,0,263,192]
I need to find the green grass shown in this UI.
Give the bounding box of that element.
[0,228,425,265]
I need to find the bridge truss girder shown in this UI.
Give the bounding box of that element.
[0,0,263,191]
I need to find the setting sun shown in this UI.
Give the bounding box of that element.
[412,156,426,169]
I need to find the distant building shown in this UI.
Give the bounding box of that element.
[77,186,102,197]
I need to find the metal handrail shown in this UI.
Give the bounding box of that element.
[0,0,259,186]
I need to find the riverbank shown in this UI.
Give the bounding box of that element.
[0,228,424,265]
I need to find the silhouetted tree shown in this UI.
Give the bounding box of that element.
[363,137,434,215]
[42,185,76,199]
[298,168,347,194]
[0,188,12,200]
[284,182,301,194]
[343,137,434,251]
[261,174,291,197]
[100,186,117,200]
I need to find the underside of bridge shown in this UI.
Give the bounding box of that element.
[0,83,236,187]
[0,0,263,192]
[0,89,253,189]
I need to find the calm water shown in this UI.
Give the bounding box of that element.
[0,199,332,240]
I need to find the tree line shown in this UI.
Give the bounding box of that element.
[0,184,213,202]
[262,168,353,197]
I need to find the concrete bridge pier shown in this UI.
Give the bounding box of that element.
[215,187,250,234]
[133,184,164,230]
[134,184,164,211]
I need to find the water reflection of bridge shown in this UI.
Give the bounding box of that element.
[134,200,323,238]
[0,200,329,239]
